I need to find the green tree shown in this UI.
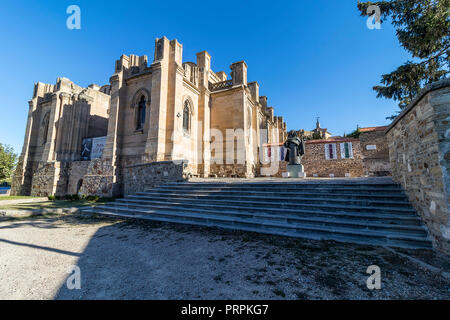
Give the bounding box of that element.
[347,125,362,138]
[0,143,17,181]
[357,0,449,119]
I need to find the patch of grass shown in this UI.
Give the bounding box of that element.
[0,198,114,211]
[0,200,77,210]
[0,196,41,201]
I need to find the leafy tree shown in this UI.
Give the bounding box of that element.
[311,131,323,140]
[303,131,325,140]
[347,126,362,138]
[357,0,449,119]
[0,143,17,181]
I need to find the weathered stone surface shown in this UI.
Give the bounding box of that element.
[11,36,287,194]
[259,128,393,179]
[359,128,391,176]
[123,160,189,195]
[303,139,364,177]
[386,78,450,253]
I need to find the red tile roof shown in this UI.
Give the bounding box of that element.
[359,126,388,132]
[306,138,359,144]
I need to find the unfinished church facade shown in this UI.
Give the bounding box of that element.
[11,36,287,197]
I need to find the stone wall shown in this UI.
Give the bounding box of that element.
[10,160,34,196]
[260,139,364,177]
[359,128,391,176]
[209,163,256,178]
[122,160,189,196]
[30,162,59,196]
[303,139,364,177]
[15,158,119,198]
[385,78,450,253]
[78,158,119,197]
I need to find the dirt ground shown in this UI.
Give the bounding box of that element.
[0,212,448,300]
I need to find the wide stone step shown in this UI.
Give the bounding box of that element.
[163,181,404,190]
[155,184,405,195]
[85,206,431,249]
[84,178,432,250]
[135,191,412,208]
[115,198,420,223]
[100,201,427,236]
[126,194,415,215]
[146,187,409,201]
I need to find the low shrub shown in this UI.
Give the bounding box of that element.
[64,194,73,201]
[71,194,81,201]
[85,195,100,202]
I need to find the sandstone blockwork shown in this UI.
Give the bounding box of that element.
[386,78,450,252]
[11,36,287,197]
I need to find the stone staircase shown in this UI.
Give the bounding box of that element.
[83,179,432,249]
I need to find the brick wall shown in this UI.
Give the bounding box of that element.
[386,78,450,253]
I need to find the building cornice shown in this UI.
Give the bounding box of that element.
[183,78,200,95]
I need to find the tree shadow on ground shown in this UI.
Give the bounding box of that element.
[53,216,450,300]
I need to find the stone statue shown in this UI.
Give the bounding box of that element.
[284,130,305,165]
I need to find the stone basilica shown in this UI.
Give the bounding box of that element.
[11,36,287,197]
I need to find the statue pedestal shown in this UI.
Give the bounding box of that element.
[282,164,306,178]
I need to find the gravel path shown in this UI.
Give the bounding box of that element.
[0,213,448,300]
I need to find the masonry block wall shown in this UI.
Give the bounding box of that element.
[123,161,188,195]
[359,128,391,176]
[303,139,364,177]
[385,78,450,253]
[11,36,287,196]
[260,138,364,177]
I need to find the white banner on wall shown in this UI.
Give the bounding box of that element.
[91,136,107,159]
[81,136,107,160]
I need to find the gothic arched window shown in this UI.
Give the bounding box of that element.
[42,112,50,145]
[136,95,146,130]
[183,100,190,133]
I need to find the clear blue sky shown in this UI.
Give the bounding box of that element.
[0,0,410,154]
